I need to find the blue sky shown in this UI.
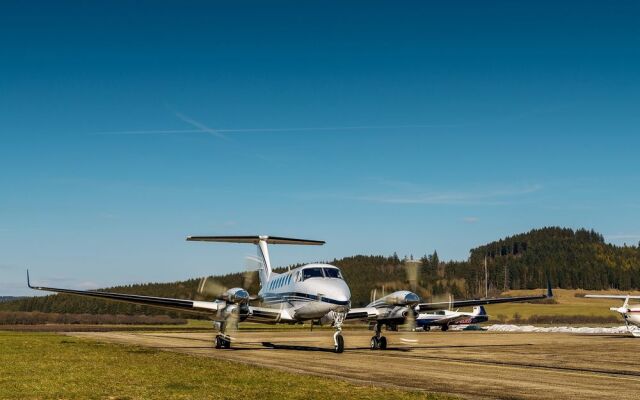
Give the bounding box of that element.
[1,1,639,295]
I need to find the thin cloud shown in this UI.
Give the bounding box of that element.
[463,217,479,223]
[355,184,543,205]
[606,234,640,241]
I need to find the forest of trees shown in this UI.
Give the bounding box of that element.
[2,227,639,315]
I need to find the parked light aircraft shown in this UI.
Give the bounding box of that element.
[585,294,640,337]
[348,283,553,350]
[415,305,489,331]
[28,236,352,353]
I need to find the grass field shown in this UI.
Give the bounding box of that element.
[0,331,452,400]
[484,288,640,321]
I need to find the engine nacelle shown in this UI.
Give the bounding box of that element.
[224,287,250,304]
[379,290,420,306]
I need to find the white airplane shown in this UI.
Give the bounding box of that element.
[415,305,489,331]
[348,283,553,349]
[585,294,640,337]
[28,235,352,353]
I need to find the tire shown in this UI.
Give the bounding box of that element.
[334,334,345,353]
[370,336,378,350]
[378,336,387,350]
[441,324,449,332]
[424,326,431,332]
[215,336,222,349]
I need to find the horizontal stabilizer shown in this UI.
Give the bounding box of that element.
[186,235,325,245]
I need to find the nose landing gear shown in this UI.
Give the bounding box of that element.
[333,312,346,353]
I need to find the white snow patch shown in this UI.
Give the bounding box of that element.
[485,324,640,335]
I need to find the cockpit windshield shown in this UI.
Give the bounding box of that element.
[302,267,324,280]
[323,268,343,279]
[301,267,344,281]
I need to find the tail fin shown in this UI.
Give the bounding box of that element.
[186,235,324,287]
[473,305,487,316]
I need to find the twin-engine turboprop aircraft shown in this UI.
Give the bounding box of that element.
[28,236,351,353]
[347,282,553,349]
[585,294,640,337]
[27,234,553,353]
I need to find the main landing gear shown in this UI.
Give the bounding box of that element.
[370,323,387,350]
[215,334,231,349]
[214,321,232,349]
[333,312,346,353]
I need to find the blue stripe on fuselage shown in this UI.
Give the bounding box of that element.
[261,291,349,306]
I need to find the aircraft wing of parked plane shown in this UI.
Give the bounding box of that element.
[415,284,553,311]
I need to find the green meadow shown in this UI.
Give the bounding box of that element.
[0,331,451,400]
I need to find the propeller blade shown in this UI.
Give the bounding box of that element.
[196,276,227,300]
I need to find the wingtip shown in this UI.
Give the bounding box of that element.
[26,269,32,288]
[546,278,553,298]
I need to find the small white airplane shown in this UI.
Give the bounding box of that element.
[415,305,489,331]
[348,283,553,349]
[28,235,352,352]
[585,294,640,337]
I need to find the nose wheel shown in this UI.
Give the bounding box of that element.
[333,331,344,353]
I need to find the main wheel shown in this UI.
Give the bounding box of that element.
[215,336,222,349]
[441,324,449,332]
[223,338,231,349]
[424,326,431,332]
[370,336,378,350]
[378,336,387,350]
[334,334,345,353]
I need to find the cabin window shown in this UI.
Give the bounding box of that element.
[323,268,343,279]
[302,267,324,280]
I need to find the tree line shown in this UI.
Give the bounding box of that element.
[2,227,639,315]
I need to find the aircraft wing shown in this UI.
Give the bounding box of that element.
[585,295,640,299]
[416,282,553,312]
[27,271,220,316]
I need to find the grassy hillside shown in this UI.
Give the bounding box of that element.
[483,288,640,322]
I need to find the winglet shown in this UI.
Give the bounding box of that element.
[27,269,33,288]
[546,278,553,298]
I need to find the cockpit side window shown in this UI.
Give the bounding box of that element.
[323,268,343,279]
[302,267,324,280]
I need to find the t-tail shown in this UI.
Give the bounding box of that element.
[186,235,325,288]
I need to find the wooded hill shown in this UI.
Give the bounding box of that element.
[2,227,639,315]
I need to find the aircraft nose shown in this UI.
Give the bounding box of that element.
[319,279,350,304]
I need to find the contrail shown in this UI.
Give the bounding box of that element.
[92,123,462,136]
[173,112,227,140]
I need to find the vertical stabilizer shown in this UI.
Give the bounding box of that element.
[186,235,325,290]
[257,236,272,285]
